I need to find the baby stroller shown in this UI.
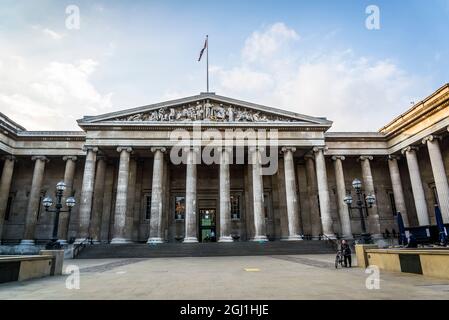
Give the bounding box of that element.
[335,250,344,269]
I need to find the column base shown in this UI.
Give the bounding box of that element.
[282,235,304,241]
[110,238,133,244]
[311,236,321,241]
[147,237,164,244]
[342,235,354,240]
[218,236,234,243]
[183,237,199,243]
[251,235,269,242]
[19,239,35,246]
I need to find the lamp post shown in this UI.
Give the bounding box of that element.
[42,181,76,249]
[343,178,376,244]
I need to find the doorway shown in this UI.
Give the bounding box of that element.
[199,208,217,242]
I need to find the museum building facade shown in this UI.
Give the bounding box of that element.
[0,84,448,245]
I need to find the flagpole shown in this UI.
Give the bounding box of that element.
[206,35,209,93]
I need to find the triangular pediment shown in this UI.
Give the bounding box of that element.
[78,93,332,127]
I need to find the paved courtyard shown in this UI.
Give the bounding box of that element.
[1,254,449,299]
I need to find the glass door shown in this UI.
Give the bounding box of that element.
[199,208,216,242]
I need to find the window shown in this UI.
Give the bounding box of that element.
[230,194,240,220]
[388,192,397,216]
[4,196,13,221]
[174,196,185,220]
[145,195,152,220]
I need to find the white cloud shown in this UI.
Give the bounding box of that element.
[213,23,431,131]
[0,56,112,130]
[242,22,300,64]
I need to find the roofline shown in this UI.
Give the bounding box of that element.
[0,112,27,133]
[379,83,449,133]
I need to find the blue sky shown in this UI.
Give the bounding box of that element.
[0,0,448,131]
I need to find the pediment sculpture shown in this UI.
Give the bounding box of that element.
[113,101,297,123]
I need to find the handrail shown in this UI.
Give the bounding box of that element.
[73,237,92,258]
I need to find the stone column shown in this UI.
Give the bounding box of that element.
[111,147,133,244]
[332,156,353,239]
[148,147,166,244]
[423,135,449,223]
[305,155,322,240]
[184,147,199,243]
[75,147,98,243]
[402,146,430,226]
[89,156,106,244]
[100,164,114,243]
[218,147,233,242]
[57,156,77,244]
[282,147,302,241]
[313,147,335,239]
[21,156,49,245]
[251,147,268,242]
[0,156,16,240]
[359,156,381,237]
[387,155,409,226]
[125,158,137,240]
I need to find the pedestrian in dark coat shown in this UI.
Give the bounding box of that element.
[341,240,352,268]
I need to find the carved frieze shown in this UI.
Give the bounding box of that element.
[112,100,297,123]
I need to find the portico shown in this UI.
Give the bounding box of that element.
[1,85,449,248]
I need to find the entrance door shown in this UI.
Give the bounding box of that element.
[199,208,217,242]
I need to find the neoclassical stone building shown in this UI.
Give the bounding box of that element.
[0,84,448,246]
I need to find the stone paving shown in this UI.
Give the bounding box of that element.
[1,254,449,300]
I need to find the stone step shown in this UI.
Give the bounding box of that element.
[76,241,335,259]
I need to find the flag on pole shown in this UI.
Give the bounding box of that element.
[198,36,208,62]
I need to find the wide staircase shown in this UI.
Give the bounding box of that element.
[75,240,336,259]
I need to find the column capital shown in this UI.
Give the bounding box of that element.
[281,147,296,154]
[117,146,133,153]
[312,146,327,153]
[401,146,419,155]
[150,147,167,153]
[62,155,78,162]
[31,155,49,162]
[359,155,373,161]
[2,155,17,162]
[331,155,345,161]
[422,134,442,145]
[388,154,401,161]
[82,146,99,153]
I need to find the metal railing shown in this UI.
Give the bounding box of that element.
[73,237,92,258]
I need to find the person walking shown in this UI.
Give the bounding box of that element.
[341,240,352,268]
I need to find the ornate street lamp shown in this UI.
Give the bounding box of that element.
[344,178,376,244]
[42,181,76,249]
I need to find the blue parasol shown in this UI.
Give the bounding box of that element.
[396,212,407,246]
[434,205,448,246]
